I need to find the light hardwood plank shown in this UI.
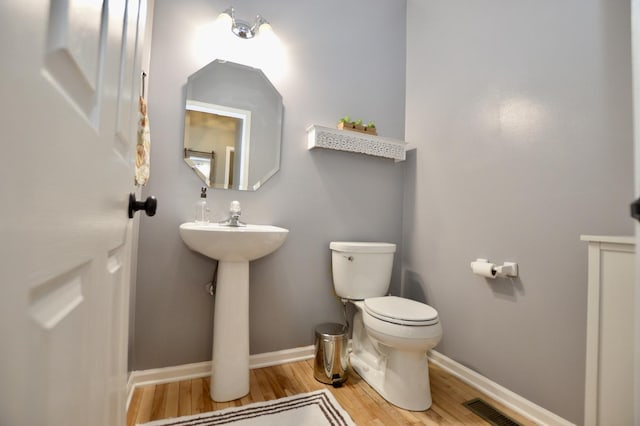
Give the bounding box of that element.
[134,385,156,424]
[178,380,192,416]
[190,378,203,414]
[252,366,278,401]
[149,383,167,420]
[128,360,539,425]
[245,369,263,404]
[164,382,179,418]
[200,378,215,411]
[126,387,143,426]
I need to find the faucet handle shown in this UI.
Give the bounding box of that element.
[230,200,241,215]
[220,200,245,226]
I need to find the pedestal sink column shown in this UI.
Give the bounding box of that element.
[178,222,288,402]
[211,260,249,401]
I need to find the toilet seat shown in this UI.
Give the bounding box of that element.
[364,296,439,326]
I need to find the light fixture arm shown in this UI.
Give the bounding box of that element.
[222,6,235,20]
[250,15,268,34]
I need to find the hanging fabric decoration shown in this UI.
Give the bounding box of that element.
[135,72,151,186]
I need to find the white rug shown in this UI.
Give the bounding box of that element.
[138,389,356,426]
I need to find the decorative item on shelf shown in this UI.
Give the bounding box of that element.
[337,115,378,135]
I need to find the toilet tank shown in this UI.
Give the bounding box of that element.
[330,242,396,300]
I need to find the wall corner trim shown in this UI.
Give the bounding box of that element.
[428,350,575,426]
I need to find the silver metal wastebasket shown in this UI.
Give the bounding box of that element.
[313,322,349,387]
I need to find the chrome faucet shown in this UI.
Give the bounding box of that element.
[220,200,245,227]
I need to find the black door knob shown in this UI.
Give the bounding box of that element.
[631,196,640,222]
[128,193,157,218]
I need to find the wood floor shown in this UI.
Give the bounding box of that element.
[127,359,537,425]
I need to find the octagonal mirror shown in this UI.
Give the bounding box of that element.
[183,60,283,191]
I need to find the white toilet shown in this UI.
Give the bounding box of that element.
[330,241,443,411]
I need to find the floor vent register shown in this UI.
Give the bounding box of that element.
[462,398,522,426]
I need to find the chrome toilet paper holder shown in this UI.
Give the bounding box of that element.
[495,261,518,278]
[471,258,519,278]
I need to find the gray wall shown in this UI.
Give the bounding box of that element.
[404,1,633,424]
[133,0,407,370]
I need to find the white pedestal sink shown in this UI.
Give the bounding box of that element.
[179,222,289,402]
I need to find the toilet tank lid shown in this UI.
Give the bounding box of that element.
[329,242,396,253]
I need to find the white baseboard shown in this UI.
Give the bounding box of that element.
[126,345,315,410]
[249,344,316,369]
[428,350,574,426]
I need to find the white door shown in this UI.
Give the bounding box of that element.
[632,1,640,425]
[0,1,148,425]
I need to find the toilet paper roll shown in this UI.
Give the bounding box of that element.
[470,261,497,279]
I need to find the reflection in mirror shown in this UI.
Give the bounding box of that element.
[183,60,283,191]
[184,101,251,188]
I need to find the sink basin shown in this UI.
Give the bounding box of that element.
[178,221,289,403]
[179,222,289,261]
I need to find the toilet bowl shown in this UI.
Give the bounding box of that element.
[330,242,443,411]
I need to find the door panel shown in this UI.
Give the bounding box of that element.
[44,0,106,126]
[0,0,148,424]
[28,263,91,424]
[116,0,143,157]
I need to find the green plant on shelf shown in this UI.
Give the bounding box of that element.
[337,115,377,135]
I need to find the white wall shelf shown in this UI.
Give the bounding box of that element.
[306,125,407,161]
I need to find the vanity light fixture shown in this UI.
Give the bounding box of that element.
[219,7,270,40]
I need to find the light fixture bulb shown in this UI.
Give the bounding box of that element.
[216,11,233,27]
[258,22,273,32]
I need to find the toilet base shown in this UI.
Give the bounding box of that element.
[351,348,432,411]
[347,299,441,411]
